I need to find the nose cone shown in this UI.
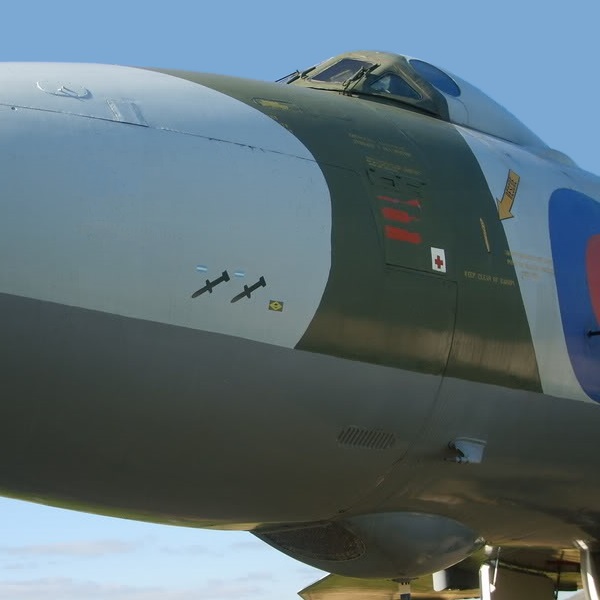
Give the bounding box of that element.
[0,62,331,347]
[0,62,337,520]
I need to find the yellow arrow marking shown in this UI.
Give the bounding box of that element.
[497,170,520,220]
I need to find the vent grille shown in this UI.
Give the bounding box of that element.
[337,426,396,450]
[256,522,365,562]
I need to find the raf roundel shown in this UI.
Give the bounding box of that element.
[549,189,600,402]
[588,235,600,326]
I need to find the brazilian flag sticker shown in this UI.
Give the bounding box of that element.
[268,300,284,312]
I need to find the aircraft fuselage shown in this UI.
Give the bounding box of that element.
[0,57,599,582]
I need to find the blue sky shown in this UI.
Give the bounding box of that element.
[0,1,598,598]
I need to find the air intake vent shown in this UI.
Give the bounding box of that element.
[256,522,365,562]
[337,426,396,450]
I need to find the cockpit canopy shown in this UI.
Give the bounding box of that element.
[282,51,565,158]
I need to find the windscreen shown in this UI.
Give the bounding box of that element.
[311,58,374,84]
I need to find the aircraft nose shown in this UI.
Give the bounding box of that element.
[0,62,334,515]
[0,62,331,344]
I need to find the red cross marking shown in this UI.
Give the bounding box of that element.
[434,255,444,269]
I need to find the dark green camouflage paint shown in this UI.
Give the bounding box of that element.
[152,69,541,392]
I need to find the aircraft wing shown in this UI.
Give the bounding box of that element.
[298,547,582,600]
[298,573,479,600]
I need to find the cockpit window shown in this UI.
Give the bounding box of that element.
[410,59,461,97]
[311,58,375,84]
[368,74,421,100]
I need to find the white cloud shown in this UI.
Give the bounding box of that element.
[2,562,39,571]
[0,578,174,600]
[160,543,214,556]
[0,540,138,558]
[229,540,265,552]
[0,576,269,600]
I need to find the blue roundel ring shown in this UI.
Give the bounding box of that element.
[549,189,600,402]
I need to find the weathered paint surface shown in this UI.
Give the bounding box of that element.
[177,70,542,391]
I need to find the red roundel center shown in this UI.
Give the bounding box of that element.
[587,234,600,325]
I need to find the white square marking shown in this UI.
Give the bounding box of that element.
[431,247,446,273]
